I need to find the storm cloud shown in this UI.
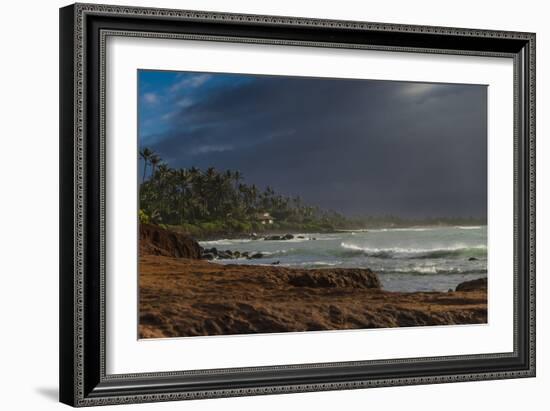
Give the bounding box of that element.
[138,70,487,218]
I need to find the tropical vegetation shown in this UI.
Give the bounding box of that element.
[139,148,349,237]
[139,148,486,238]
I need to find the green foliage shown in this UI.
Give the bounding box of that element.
[138,148,348,236]
[139,148,486,238]
[138,209,150,224]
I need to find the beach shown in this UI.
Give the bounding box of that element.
[139,224,488,338]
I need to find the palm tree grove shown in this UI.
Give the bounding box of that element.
[139,148,353,238]
[139,148,484,239]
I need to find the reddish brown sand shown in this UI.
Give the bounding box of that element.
[139,255,487,339]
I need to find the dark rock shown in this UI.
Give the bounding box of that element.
[456,278,487,292]
[201,253,215,261]
[265,234,294,241]
[233,251,241,258]
[328,305,343,323]
[217,251,232,259]
[249,252,264,259]
[297,236,305,239]
[203,247,218,256]
[468,257,478,261]
[203,318,223,334]
[271,261,280,265]
[241,251,249,258]
[139,223,202,259]
[287,268,381,289]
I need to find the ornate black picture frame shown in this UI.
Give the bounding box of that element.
[59,3,535,407]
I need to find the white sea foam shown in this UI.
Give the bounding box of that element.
[376,266,487,275]
[282,261,340,267]
[261,249,294,256]
[367,227,434,233]
[199,238,253,246]
[340,242,487,259]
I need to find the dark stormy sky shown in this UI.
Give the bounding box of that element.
[138,70,487,219]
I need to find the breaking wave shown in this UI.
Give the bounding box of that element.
[200,238,253,246]
[340,242,487,259]
[377,266,487,275]
[367,227,434,233]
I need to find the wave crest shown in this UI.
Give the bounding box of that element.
[378,267,487,275]
[340,242,487,259]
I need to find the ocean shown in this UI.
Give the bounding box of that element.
[199,225,488,292]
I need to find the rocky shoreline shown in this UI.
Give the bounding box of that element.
[139,224,487,338]
[200,232,317,261]
[139,256,487,338]
[141,223,312,261]
[200,247,263,261]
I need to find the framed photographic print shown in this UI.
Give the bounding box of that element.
[59,3,536,407]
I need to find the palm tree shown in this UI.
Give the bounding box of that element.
[137,150,353,231]
[149,154,161,177]
[231,170,242,190]
[139,147,153,182]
